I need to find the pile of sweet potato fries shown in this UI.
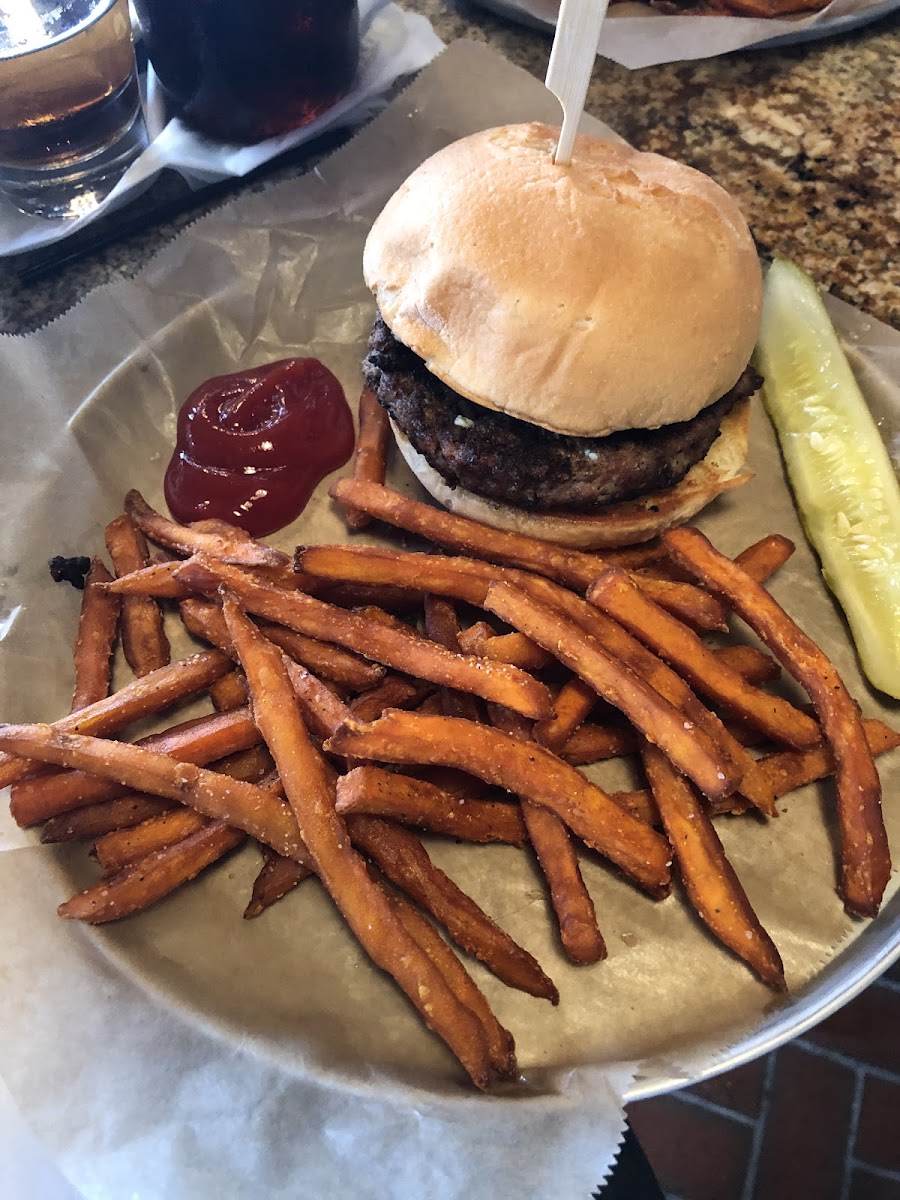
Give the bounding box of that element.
[1,395,895,1089]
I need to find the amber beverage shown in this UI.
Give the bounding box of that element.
[134,0,361,144]
[0,0,146,218]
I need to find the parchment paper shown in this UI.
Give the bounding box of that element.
[1,39,899,1200]
[476,0,899,67]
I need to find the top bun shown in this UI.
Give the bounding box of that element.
[364,123,762,437]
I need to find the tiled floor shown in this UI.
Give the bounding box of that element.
[625,959,900,1200]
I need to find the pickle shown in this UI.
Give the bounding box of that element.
[754,257,900,699]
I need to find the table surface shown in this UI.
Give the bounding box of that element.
[2,0,898,335]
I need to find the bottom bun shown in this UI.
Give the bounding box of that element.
[391,400,753,549]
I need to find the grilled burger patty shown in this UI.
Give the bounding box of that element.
[364,314,760,512]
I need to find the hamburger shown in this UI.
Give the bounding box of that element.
[361,123,762,548]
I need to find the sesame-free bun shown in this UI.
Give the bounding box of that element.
[364,123,762,438]
[390,399,754,549]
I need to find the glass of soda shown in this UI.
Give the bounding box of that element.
[133,0,361,144]
[0,0,147,219]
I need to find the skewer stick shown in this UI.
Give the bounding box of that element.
[545,0,610,166]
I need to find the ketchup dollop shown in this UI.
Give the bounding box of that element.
[164,358,355,537]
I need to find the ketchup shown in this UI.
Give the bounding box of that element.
[164,358,355,537]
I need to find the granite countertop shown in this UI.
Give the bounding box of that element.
[2,0,897,335]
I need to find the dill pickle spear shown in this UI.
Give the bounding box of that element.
[754,257,900,699]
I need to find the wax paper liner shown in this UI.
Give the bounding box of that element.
[0,40,898,1200]
[476,0,899,68]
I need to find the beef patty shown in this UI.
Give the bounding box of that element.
[363,314,760,512]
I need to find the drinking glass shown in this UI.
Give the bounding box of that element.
[0,0,147,219]
[133,0,360,145]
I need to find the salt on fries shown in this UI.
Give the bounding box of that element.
[2,470,895,1088]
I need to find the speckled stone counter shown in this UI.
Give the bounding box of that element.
[2,0,897,334]
[413,0,900,329]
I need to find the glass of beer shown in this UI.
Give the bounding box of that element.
[133,0,360,144]
[0,0,147,219]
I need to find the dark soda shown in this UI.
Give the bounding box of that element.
[134,0,360,143]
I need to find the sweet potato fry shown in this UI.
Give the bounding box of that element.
[347,815,558,1002]
[179,596,384,691]
[413,692,446,717]
[175,555,551,720]
[344,389,391,531]
[733,534,795,582]
[221,594,494,1088]
[328,477,598,583]
[243,849,313,919]
[189,517,252,540]
[664,526,890,918]
[103,560,195,599]
[713,645,780,687]
[92,745,278,868]
[59,822,246,924]
[0,649,231,792]
[71,558,120,711]
[93,807,209,870]
[382,883,517,1079]
[587,567,820,749]
[260,622,384,691]
[640,741,785,989]
[299,545,746,790]
[560,722,640,765]
[320,491,730,630]
[41,795,171,842]
[0,724,313,866]
[489,703,606,965]
[10,706,260,826]
[424,594,482,721]
[349,676,435,723]
[484,582,739,805]
[283,659,354,743]
[506,572,776,816]
[211,744,274,785]
[297,543,501,605]
[316,582,425,612]
[346,603,409,630]
[610,789,660,826]
[524,797,607,963]
[208,670,249,712]
[327,480,727,628]
[532,677,598,754]
[599,542,670,570]
[107,557,314,598]
[708,718,900,816]
[327,711,672,896]
[457,624,554,672]
[125,489,285,568]
[105,514,171,676]
[335,767,527,845]
[423,595,464,650]
[627,575,728,633]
